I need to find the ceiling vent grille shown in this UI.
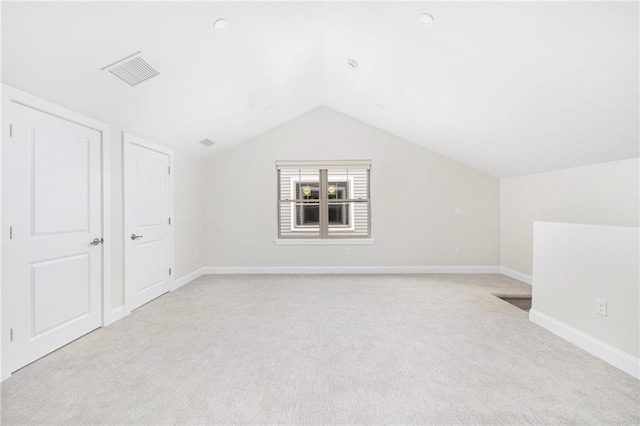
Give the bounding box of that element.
[199,139,215,148]
[101,52,159,87]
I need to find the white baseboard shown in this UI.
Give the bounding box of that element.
[529,309,639,379]
[110,306,125,322]
[201,265,501,275]
[500,267,532,285]
[173,267,207,290]
[103,305,125,326]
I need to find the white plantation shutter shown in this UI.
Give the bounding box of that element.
[279,168,321,238]
[326,168,369,237]
[275,160,371,170]
[277,160,371,239]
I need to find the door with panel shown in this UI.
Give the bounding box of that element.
[3,103,103,374]
[124,134,173,312]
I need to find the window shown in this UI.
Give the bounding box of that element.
[294,181,349,227]
[277,160,371,239]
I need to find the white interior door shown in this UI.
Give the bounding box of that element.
[3,103,103,374]
[124,133,173,312]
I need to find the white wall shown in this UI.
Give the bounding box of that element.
[109,128,205,307]
[173,150,205,279]
[530,221,639,375]
[109,129,125,308]
[204,107,500,268]
[500,158,640,279]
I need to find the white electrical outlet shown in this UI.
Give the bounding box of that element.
[596,298,607,316]
[455,247,461,255]
[454,207,463,215]
[345,248,350,256]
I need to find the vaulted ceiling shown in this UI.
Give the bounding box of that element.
[2,1,638,177]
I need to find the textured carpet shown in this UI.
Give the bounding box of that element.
[1,274,638,425]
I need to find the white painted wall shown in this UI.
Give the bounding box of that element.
[500,158,640,279]
[530,221,639,375]
[173,150,205,279]
[203,107,500,268]
[110,129,125,308]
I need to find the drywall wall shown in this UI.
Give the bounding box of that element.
[500,158,640,279]
[110,129,205,308]
[110,129,124,308]
[173,150,205,278]
[203,107,500,267]
[531,222,639,372]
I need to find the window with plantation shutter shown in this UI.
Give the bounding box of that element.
[276,160,371,239]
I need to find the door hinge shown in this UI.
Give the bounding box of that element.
[9,226,13,240]
[168,217,171,225]
[9,124,13,137]
[10,328,13,342]
[169,268,172,276]
[168,166,171,174]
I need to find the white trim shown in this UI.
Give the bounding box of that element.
[276,159,371,169]
[168,148,175,297]
[500,267,533,285]
[529,309,640,379]
[202,265,500,274]
[109,306,125,323]
[100,119,113,326]
[123,131,174,156]
[0,85,4,380]
[2,86,111,133]
[0,84,112,380]
[122,132,174,315]
[173,267,206,291]
[274,238,374,245]
[289,174,356,232]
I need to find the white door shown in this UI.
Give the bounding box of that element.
[3,103,103,373]
[124,133,173,312]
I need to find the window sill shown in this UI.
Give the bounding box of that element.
[274,238,374,245]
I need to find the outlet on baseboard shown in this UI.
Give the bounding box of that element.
[344,248,350,256]
[596,298,607,316]
[455,247,461,256]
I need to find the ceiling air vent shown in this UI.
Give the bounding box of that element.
[101,52,159,87]
[199,139,215,148]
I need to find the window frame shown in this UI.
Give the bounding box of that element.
[291,177,354,232]
[292,179,321,230]
[276,161,372,241]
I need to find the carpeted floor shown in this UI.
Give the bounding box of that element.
[1,274,638,425]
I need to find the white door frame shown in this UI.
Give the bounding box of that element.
[0,85,113,381]
[122,132,174,315]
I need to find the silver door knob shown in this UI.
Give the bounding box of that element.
[130,234,143,240]
[89,238,104,246]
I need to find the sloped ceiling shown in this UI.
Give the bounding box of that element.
[2,1,638,177]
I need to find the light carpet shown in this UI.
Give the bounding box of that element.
[1,274,638,424]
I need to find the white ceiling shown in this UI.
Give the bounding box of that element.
[2,1,638,177]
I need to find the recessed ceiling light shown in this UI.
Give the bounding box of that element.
[376,104,384,109]
[347,59,359,70]
[213,18,229,31]
[419,13,434,26]
[199,138,215,148]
